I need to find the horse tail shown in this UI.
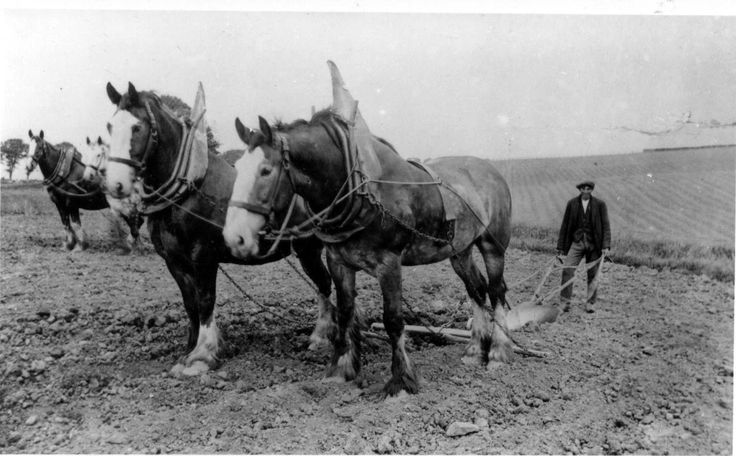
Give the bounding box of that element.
[505,302,559,331]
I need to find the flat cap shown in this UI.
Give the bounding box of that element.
[576,180,595,190]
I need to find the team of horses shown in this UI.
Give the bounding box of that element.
[33,61,556,396]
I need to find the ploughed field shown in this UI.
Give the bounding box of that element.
[499,146,735,246]
[0,178,733,454]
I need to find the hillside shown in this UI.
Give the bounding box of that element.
[494,146,735,247]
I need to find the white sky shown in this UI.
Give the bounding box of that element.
[2,1,735,178]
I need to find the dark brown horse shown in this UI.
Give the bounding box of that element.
[26,130,143,251]
[223,62,557,396]
[102,82,335,376]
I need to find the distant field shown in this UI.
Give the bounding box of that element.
[494,146,735,247]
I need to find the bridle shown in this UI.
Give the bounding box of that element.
[228,134,295,218]
[105,98,208,215]
[27,139,49,173]
[106,101,159,173]
[28,138,102,198]
[227,116,369,248]
[227,134,304,257]
[85,145,107,178]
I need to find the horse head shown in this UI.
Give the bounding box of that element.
[26,129,48,176]
[81,136,108,184]
[223,117,296,259]
[103,82,179,199]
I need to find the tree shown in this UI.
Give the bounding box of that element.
[0,138,29,180]
[160,94,220,153]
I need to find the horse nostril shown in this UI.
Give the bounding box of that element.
[116,182,123,193]
[237,236,245,246]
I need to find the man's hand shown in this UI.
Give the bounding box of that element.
[556,250,565,257]
[601,248,610,256]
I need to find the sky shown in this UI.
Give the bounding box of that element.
[2,1,735,179]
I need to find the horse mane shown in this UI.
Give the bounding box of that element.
[273,108,399,155]
[120,90,170,116]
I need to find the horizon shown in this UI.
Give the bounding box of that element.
[2,5,736,179]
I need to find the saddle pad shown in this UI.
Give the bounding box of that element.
[406,158,457,221]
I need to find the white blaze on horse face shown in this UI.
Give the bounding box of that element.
[26,138,38,172]
[223,146,267,259]
[105,110,139,198]
[80,142,98,182]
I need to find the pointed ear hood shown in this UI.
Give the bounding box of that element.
[328,60,358,122]
[326,60,383,187]
[184,81,209,186]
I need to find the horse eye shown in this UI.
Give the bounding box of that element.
[260,167,272,177]
[132,125,141,133]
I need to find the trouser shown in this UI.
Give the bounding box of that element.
[560,239,601,304]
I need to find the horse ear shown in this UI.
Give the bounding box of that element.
[128,82,139,105]
[97,136,103,145]
[234,117,252,145]
[106,82,122,105]
[86,137,91,145]
[39,130,44,140]
[311,105,316,117]
[28,130,33,139]
[258,116,272,144]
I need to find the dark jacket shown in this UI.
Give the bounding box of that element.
[557,195,611,253]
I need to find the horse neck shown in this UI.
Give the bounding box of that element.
[37,143,61,178]
[289,128,348,213]
[143,107,183,189]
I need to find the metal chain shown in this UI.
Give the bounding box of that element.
[217,264,304,325]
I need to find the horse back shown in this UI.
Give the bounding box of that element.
[369,150,511,260]
[427,156,512,248]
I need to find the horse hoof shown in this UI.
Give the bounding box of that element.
[461,355,485,366]
[322,375,347,384]
[308,338,329,351]
[170,363,186,378]
[384,390,410,402]
[182,360,210,377]
[486,360,506,372]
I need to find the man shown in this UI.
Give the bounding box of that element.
[556,180,611,313]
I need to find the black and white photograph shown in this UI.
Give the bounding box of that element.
[1,1,734,454]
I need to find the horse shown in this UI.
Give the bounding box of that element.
[80,135,145,253]
[222,61,557,396]
[26,129,144,252]
[101,82,336,376]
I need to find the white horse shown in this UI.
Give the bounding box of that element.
[81,135,145,253]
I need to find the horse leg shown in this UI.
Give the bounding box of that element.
[323,252,361,383]
[377,253,418,396]
[449,248,492,366]
[165,260,221,376]
[478,236,514,368]
[293,240,336,351]
[69,207,87,251]
[54,203,76,250]
[121,212,144,253]
[107,208,130,254]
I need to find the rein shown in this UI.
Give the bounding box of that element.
[241,116,372,245]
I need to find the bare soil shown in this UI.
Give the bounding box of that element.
[0,196,733,454]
